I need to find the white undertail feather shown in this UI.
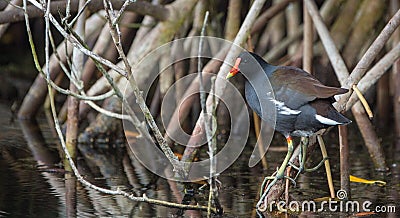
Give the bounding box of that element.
[315,114,343,125]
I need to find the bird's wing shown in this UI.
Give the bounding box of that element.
[270,67,348,108]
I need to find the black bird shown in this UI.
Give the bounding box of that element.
[226,51,351,201]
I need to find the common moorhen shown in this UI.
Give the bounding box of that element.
[226,52,351,201]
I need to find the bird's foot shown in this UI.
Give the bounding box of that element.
[289,156,329,180]
[288,162,303,181]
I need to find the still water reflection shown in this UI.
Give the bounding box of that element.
[0,103,399,217]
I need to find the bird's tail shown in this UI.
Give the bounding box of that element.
[326,109,352,125]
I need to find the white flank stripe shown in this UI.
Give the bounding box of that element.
[270,99,301,115]
[315,114,342,125]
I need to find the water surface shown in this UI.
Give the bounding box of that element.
[0,103,398,217]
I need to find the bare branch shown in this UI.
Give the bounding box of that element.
[0,0,169,25]
[304,0,349,84]
[335,8,400,107]
[345,43,400,109]
[251,0,296,35]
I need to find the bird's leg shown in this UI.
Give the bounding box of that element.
[257,136,294,211]
[294,137,308,180]
[279,136,295,179]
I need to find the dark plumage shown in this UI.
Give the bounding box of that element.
[227,51,351,138]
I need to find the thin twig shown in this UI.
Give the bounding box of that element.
[103,0,181,171]
[27,0,128,77]
[285,166,291,211]
[45,35,116,101]
[199,11,210,122]
[317,136,335,199]
[352,85,373,119]
[112,0,134,25]
[207,76,217,217]
[18,12,107,119]
[195,10,215,217]
[65,0,71,20]
[40,19,126,119]
[39,0,152,125]
[67,0,93,27]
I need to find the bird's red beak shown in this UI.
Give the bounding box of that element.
[226,58,241,79]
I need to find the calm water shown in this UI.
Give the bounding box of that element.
[0,103,399,217]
